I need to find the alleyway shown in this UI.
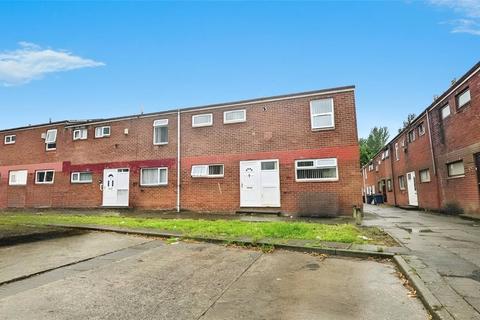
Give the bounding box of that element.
[364,204,480,320]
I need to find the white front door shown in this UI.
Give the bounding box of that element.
[240,160,280,207]
[102,168,130,207]
[406,171,418,206]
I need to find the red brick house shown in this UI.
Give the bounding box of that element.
[0,86,362,216]
[362,61,480,216]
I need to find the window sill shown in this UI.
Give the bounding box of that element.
[71,182,93,184]
[447,175,465,180]
[154,142,168,146]
[295,178,339,182]
[224,120,246,125]
[192,124,213,128]
[311,126,335,132]
[140,184,168,188]
[191,176,224,179]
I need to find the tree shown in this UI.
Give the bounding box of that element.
[398,113,416,133]
[359,126,390,166]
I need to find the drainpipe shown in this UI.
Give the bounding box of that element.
[388,143,397,206]
[426,110,436,175]
[176,109,181,212]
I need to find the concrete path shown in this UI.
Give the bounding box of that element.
[364,204,480,320]
[0,231,427,319]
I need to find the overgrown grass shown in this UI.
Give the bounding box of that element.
[0,214,391,245]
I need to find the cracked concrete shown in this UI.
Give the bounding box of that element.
[364,204,480,319]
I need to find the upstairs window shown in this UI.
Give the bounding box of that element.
[310,98,334,130]
[153,119,168,145]
[395,143,400,161]
[457,88,471,108]
[9,170,27,186]
[71,172,93,183]
[419,169,431,183]
[224,109,246,124]
[418,122,425,136]
[192,114,213,127]
[45,129,57,151]
[95,126,111,138]
[295,158,338,181]
[408,130,416,143]
[140,167,168,186]
[73,128,88,140]
[4,135,16,145]
[447,160,465,177]
[35,170,55,184]
[191,164,224,178]
[441,104,451,119]
[384,149,389,159]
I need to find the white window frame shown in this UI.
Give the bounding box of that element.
[8,170,28,186]
[295,158,338,182]
[153,119,169,145]
[4,135,16,145]
[447,160,465,178]
[309,98,335,130]
[95,126,111,138]
[399,175,406,190]
[408,130,416,143]
[45,129,57,151]
[441,104,451,119]
[35,170,55,184]
[140,167,168,186]
[418,123,425,136]
[191,164,224,178]
[395,143,399,161]
[71,172,93,184]
[73,128,88,141]
[223,109,246,124]
[457,88,471,109]
[192,114,213,128]
[419,169,431,183]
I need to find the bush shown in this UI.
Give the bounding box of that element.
[442,201,464,215]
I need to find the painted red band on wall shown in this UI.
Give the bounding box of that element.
[0,162,63,182]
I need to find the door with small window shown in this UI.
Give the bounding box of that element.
[240,160,280,207]
[102,168,130,207]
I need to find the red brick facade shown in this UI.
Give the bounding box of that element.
[363,62,480,216]
[0,86,362,216]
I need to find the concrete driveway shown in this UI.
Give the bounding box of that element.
[0,231,428,320]
[364,204,480,319]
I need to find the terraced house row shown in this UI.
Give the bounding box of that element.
[0,86,362,216]
[362,61,480,216]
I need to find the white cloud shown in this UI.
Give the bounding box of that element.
[428,0,480,35]
[0,42,105,86]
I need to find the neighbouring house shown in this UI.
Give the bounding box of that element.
[362,61,480,216]
[0,86,362,216]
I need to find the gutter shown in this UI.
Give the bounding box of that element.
[176,109,181,213]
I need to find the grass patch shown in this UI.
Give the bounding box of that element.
[0,213,392,245]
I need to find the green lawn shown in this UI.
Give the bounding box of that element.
[0,214,392,245]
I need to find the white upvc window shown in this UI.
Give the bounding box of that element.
[45,129,57,151]
[447,160,465,177]
[384,149,389,159]
[399,175,406,190]
[418,122,425,136]
[408,130,416,143]
[4,135,16,145]
[368,163,374,171]
[295,158,338,182]
[9,170,28,186]
[192,114,213,127]
[71,172,93,183]
[223,109,246,124]
[191,164,224,178]
[73,128,88,140]
[310,98,334,130]
[95,126,111,138]
[35,170,55,184]
[395,143,399,161]
[457,88,471,108]
[419,169,431,183]
[140,167,168,186]
[153,119,168,145]
[441,104,451,119]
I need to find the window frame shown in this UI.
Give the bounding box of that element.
[456,88,471,109]
[408,130,416,143]
[45,129,58,151]
[192,114,213,128]
[223,109,246,124]
[309,98,335,130]
[295,158,338,182]
[418,122,425,136]
[153,119,169,145]
[441,104,451,119]
[419,169,431,183]
[35,170,55,184]
[4,135,16,145]
[73,128,88,141]
[95,126,111,138]
[387,179,393,192]
[140,167,168,187]
[71,172,93,184]
[8,170,28,186]
[395,143,399,161]
[191,164,225,178]
[398,175,406,190]
[447,160,465,178]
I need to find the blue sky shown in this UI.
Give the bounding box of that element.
[0,1,479,139]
